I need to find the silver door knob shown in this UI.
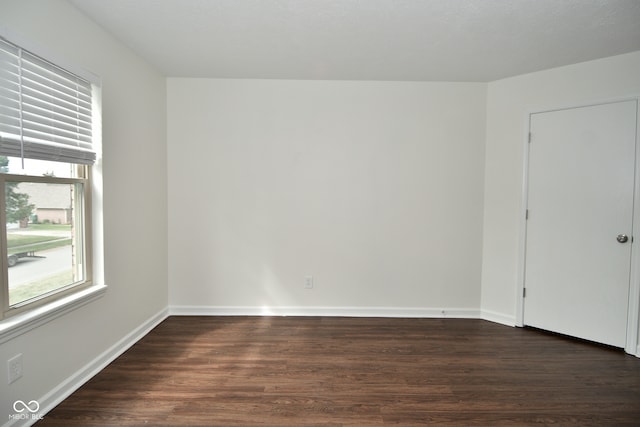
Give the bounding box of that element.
[617,234,629,243]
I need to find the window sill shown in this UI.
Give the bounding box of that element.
[0,284,106,344]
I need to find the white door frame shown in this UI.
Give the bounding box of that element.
[516,96,640,357]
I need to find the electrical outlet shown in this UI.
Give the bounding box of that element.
[8,353,23,384]
[304,276,314,289]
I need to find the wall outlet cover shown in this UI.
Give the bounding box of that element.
[8,353,23,384]
[304,276,314,289]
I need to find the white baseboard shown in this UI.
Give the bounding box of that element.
[169,305,481,319]
[5,308,169,427]
[480,309,516,327]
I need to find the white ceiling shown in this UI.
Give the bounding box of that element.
[70,0,640,82]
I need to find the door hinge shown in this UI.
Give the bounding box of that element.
[528,132,532,143]
[526,209,529,220]
[523,288,526,298]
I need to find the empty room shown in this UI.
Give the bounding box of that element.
[1,0,640,425]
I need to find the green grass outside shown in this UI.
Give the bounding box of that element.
[7,235,72,254]
[28,224,72,231]
[7,234,56,247]
[7,224,72,254]
[9,269,74,305]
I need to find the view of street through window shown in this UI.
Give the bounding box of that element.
[8,223,74,305]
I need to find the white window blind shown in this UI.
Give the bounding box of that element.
[0,37,95,165]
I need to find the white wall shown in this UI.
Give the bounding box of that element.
[168,79,486,316]
[0,0,168,422]
[481,51,640,326]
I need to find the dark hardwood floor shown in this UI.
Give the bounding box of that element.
[38,316,640,426]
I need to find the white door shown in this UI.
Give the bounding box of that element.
[524,100,638,347]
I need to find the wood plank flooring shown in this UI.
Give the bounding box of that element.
[38,316,640,426]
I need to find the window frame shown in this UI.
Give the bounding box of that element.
[0,33,101,323]
[0,167,93,319]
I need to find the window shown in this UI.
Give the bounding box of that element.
[0,37,97,319]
